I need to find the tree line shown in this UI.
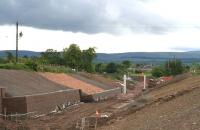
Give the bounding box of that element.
[151,59,186,77]
[40,44,96,72]
[0,44,189,78]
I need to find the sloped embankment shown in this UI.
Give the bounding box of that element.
[39,72,104,94]
[0,69,69,97]
[98,75,200,130]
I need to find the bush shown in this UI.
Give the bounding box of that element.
[152,59,184,77]
[164,59,184,76]
[25,61,38,71]
[135,69,143,74]
[37,65,73,73]
[106,62,118,73]
[0,63,29,70]
[0,58,7,64]
[152,67,165,78]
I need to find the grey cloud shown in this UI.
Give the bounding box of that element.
[0,0,173,34]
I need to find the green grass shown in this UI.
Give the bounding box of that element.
[0,63,73,73]
[0,63,30,70]
[37,65,73,73]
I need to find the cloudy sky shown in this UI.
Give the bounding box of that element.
[0,0,200,53]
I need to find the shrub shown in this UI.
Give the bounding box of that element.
[0,63,29,70]
[37,65,73,73]
[105,62,118,73]
[151,67,165,78]
[152,59,184,77]
[25,61,38,71]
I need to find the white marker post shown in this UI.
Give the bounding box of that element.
[143,74,146,90]
[123,75,127,94]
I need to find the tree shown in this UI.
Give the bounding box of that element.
[164,59,184,76]
[190,63,200,72]
[63,44,82,69]
[41,49,62,64]
[106,62,118,73]
[82,47,96,72]
[120,60,132,73]
[95,63,105,73]
[5,51,14,63]
[152,66,165,77]
[122,60,131,68]
[152,59,184,77]
[0,58,6,64]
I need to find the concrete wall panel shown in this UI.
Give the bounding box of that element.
[1,89,81,114]
[26,89,80,114]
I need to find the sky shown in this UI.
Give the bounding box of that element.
[1,0,200,53]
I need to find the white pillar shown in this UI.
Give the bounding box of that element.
[143,75,146,90]
[123,75,127,94]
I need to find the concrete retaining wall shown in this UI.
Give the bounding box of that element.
[0,87,123,114]
[1,89,81,114]
[2,96,27,114]
[81,87,122,102]
[0,88,5,113]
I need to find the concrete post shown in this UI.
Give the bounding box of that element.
[143,75,146,90]
[123,75,127,94]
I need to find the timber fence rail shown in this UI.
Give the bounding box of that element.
[0,112,36,121]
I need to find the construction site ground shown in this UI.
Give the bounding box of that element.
[0,79,144,129]
[1,74,200,130]
[0,69,119,96]
[39,72,105,94]
[0,69,69,96]
[98,75,200,130]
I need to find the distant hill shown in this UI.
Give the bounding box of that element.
[95,52,200,64]
[1,50,200,64]
[0,50,40,57]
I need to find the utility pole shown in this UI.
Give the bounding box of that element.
[16,21,18,63]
